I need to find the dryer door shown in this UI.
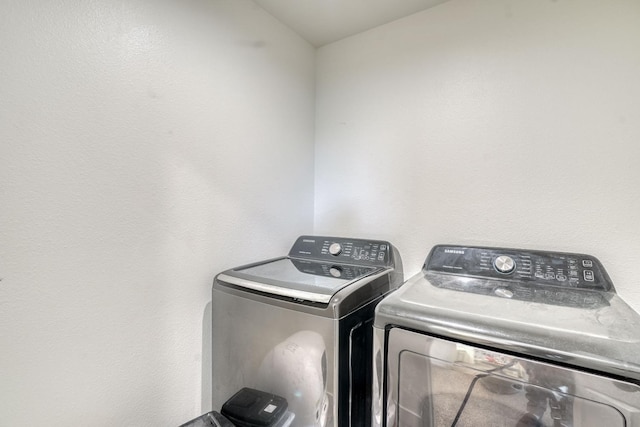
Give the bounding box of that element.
[384,328,640,427]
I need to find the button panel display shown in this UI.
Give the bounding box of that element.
[289,236,393,267]
[425,245,611,292]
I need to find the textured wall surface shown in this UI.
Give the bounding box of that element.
[315,0,640,311]
[0,0,315,425]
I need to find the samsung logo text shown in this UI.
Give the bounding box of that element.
[444,249,465,254]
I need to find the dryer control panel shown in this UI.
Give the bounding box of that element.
[289,235,394,267]
[425,245,612,292]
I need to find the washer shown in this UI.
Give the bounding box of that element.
[373,245,640,427]
[212,235,402,427]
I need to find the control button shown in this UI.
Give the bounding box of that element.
[582,260,593,268]
[494,256,516,274]
[584,270,595,282]
[329,267,342,278]
[534,272,545,279]
[495,288,514,299]
[328,243,342,256]
[545,273,556,280]
[556,274,567,282]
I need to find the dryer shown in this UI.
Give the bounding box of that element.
[212,235,402,427]
[373,245,640,427]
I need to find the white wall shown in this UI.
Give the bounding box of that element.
[0,0,315,425]
[315,0,640,311]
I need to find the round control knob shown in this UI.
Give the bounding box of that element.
[494,255,516,274]
[328,243,342,256]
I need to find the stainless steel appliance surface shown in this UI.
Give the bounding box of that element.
[373,245,640,427]
[212,235,403,427]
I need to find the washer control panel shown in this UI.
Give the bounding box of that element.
[289,235,393,267]
[425,245,612,292]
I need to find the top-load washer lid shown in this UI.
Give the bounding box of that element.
[374,245,640,382]
[218,258,381,304]
[216,236,402,305]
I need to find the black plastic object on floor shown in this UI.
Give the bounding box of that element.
[179,411,235,427]
[221,387,289,427]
